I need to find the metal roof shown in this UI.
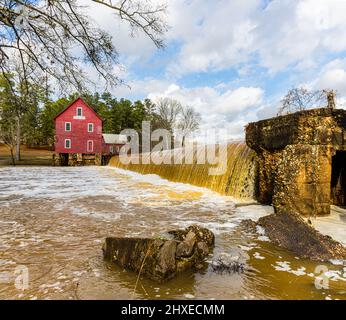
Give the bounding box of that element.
[102,134,127,144]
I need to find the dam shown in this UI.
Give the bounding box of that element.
[110,107,346,217]
[109,142,257,200]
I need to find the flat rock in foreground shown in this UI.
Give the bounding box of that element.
[256,211,346,261]
[103,225,214,282]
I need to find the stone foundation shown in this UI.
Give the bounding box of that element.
[53,153,104,166]
[246,108,346,216]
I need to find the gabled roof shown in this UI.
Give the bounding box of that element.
[102,134,127,144]
[54,97,103,121]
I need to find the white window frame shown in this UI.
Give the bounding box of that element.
[109,146,114,153]
[76,107,83,117]
[87,140,93,152]
[88,123,94,133]
[65,122,71,132]
[65,139,71,149]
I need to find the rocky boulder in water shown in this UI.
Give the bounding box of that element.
[210,251,247,274]
[255,211,346,261]
[102,225,214,282]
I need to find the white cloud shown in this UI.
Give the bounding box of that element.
[166,0,346,76]
[73,0,346,134]
[77,1,346,93]
[147,83,263,139]
[254,0,346,73]
[166,0,259,76]
[75,0,346,90]
[310,58,346,109]
[112,78,264,139]
[78,0,163,62]
[112,78,172,98]
[313,59,346,93]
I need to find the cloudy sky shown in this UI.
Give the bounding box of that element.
[86,0,346,139]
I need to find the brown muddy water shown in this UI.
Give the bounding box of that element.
[0,166,345,300]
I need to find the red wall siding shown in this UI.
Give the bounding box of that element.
[55,98,103,154]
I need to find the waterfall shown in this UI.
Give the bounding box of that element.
[108,142,256,200]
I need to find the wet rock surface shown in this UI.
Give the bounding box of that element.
[103,225,214,282]
[246,108,346,216]
[252,211,346,262]
[211,251,247,274]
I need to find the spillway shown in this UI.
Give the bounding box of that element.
[109,142,256,200]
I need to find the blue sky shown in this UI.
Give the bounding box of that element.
[86,0,346,139]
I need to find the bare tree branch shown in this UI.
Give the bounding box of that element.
[155,97,182,132]
[277,87,332,116]
[0,0,168,92]
[177,105,201,146]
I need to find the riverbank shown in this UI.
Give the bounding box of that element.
[0,144,53,166]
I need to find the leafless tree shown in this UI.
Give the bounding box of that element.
[277,87,330,116]
[177,105,201,146]
[0,0,168,91]
[155,97,183,132]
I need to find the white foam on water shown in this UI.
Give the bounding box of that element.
[0,259,16,266]
[273,260,346,282]
[254,224,270,241]
[0,166,276,243]
[171,220,239,235]
[235,205,274,222]
[273,261,307,276]
[108,167,208,192]
[107,166,251,207]
[329,259,345,266]
[253,252,265,260]
[290,267,306,276]
[273,261,291,272]
[311,206,346,247]
[324,269,346,282]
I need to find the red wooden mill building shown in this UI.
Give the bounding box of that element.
[53,97,126,166]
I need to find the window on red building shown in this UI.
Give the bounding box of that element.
[88,123,94,132]
[77,107,82,117]
[65,139,71,149]
[65,122,71,131]
[87,140,93,152]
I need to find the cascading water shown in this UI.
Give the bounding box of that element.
[108,142,257,200]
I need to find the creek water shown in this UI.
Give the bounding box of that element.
[0,166,345,300]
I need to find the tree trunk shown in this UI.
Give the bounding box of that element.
[15,116,21,161]
[10,147,15,166]
[182,135,186,147]
[327,91,336,109]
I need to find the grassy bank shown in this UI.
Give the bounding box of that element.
[0,144,53,166]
